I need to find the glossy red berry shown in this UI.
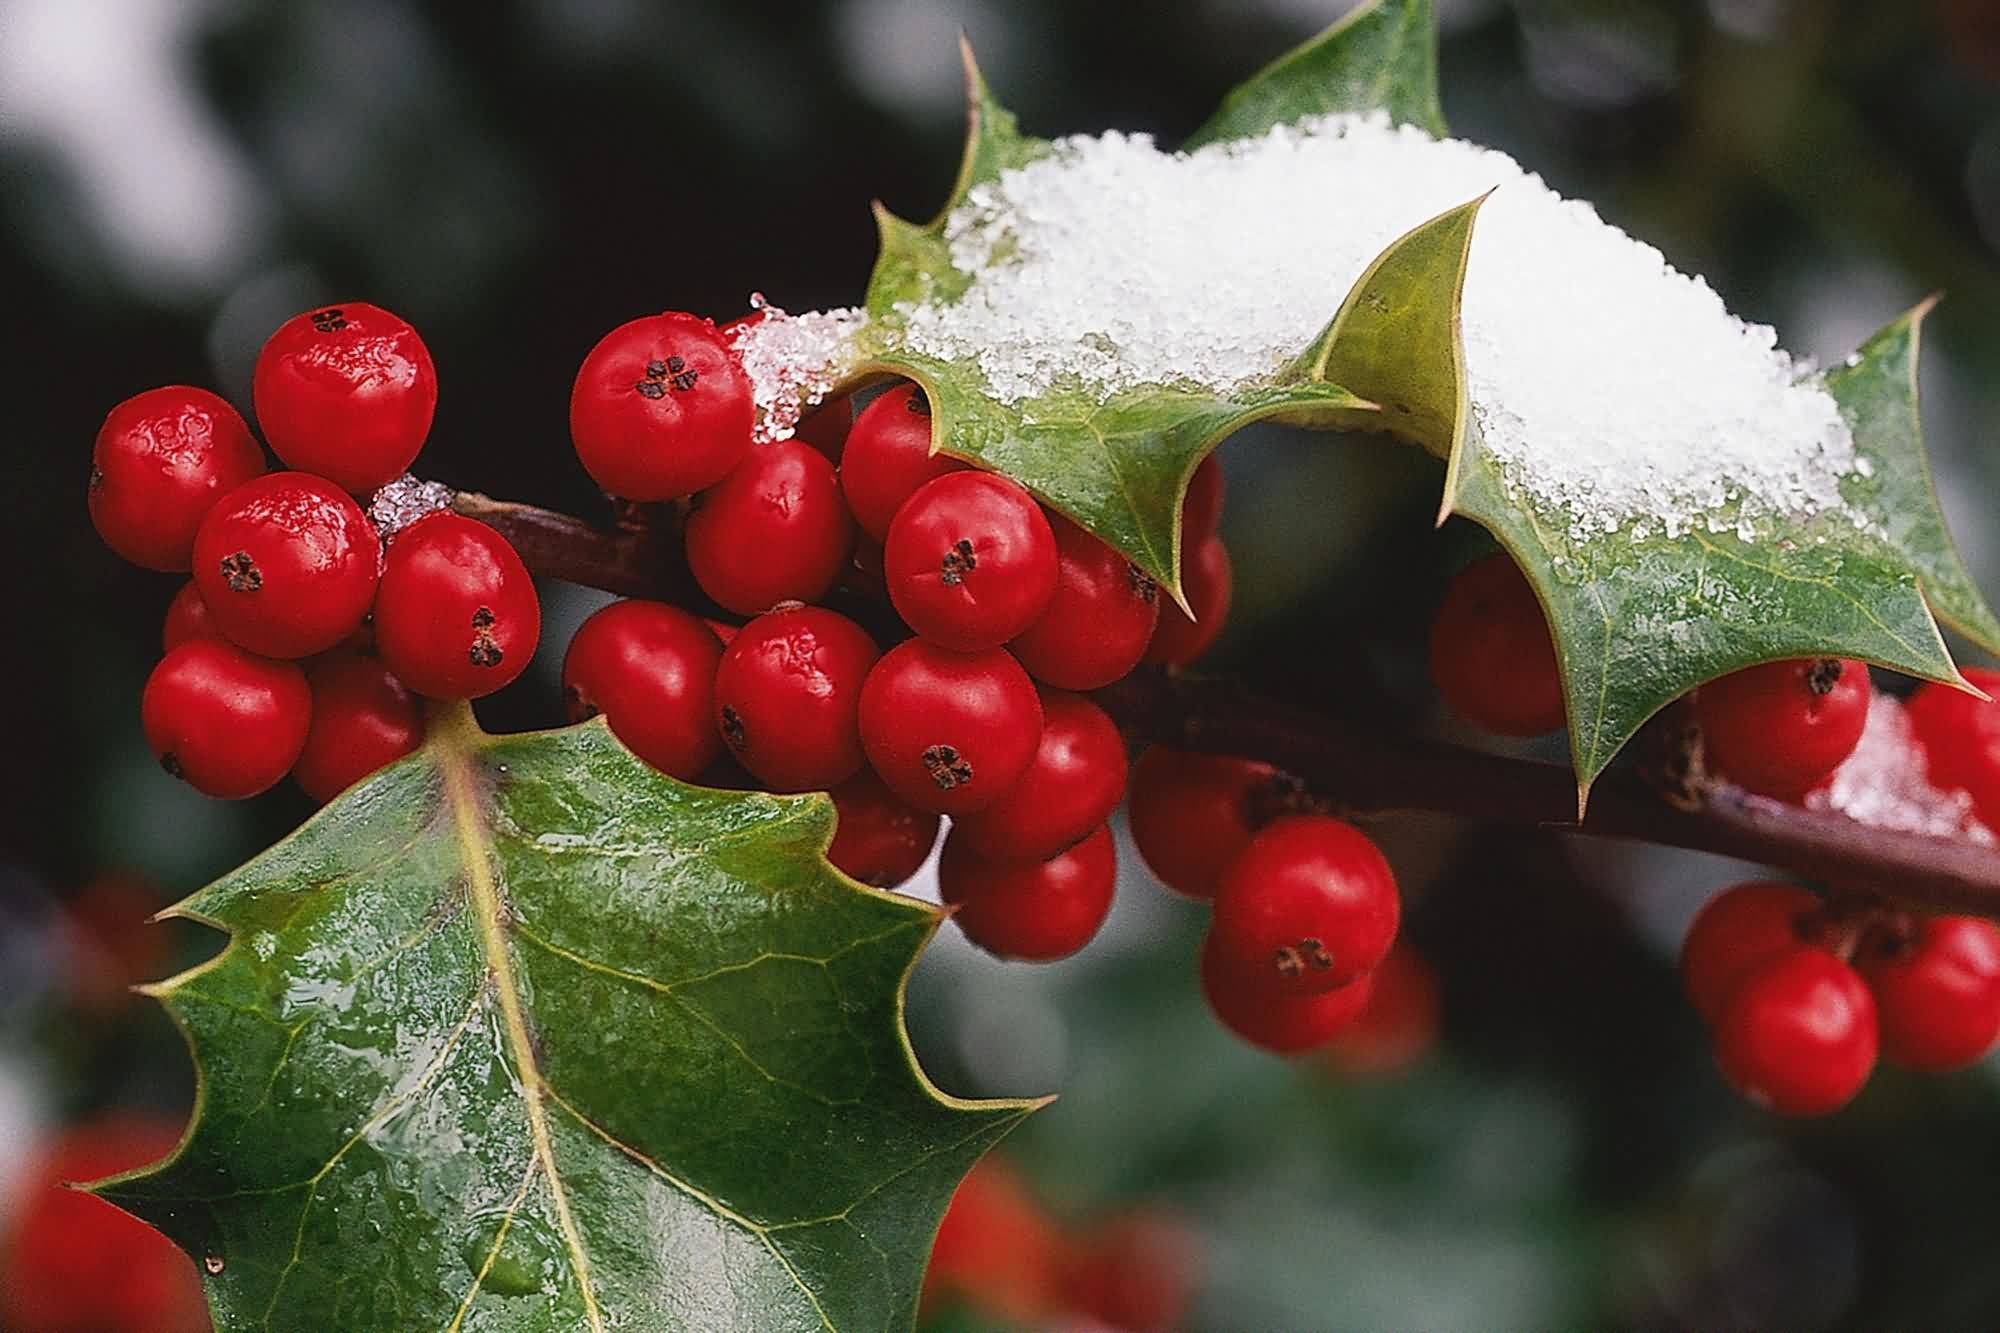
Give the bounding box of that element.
[191,471,380,658]
[839,383,962,541]
[686,440,853,615]
[951,690,1127,862]
[1008,515,1161,690]
[1209,815,1399,995]
[859,640,1043,815]
[885,471,1059,651]
[570,312,752,500]
[142,639,311,798]
[89,385,265,571]
[161,580,219,652]
[1428,552,1565,736]
[1201,934,1374,1054]
[253,302,437,492]
[1679,881,1821,1022]
[825,771,941,887]
[1859,915,2000,1072]
[562,600,723,780]
[1713,948,1876,1115]
[923,1157,1063,1324]
[1697,657,1870,800]
[713,606,878,791]
[1127,747,1286,899]
[1143,534,1232,667]
[373,512,540,700]
[941,824,1117,961]
[1180,453,1225,545]
[1907,667,2000,827]
[293,654,424,803]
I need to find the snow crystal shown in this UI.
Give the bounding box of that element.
[893,113,1861,544]
[1806,694,1994,844]
[367,474,454,540]
[728,295,868,443]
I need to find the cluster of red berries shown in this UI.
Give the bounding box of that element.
[1680,881,2000,1115]
[560,310,1239,965]
[90,303,541,803]
[922,1155,1194,1333]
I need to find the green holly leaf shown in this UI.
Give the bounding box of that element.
[98,707,1033,1332]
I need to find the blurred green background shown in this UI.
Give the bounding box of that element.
[5,0,2000,1328]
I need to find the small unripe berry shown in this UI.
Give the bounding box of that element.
[825,771,940,887]
[142,640,311,798]
[1143,535,1231,667]
[951,689,1127,862]
[570,312,752,500]
[1858,915,2000,1073]
[686,440,853,615]
[1208,815,1399,995]
[712,606,878,791]
[1713,948,1876,1116]
[1697,657,1870,800]
[1009,516,1161,691]
[1127,747,1287,899]
[253,302,437,492]
[858,640,1043,815]
[839,383,961,541]
[89,385,265,571]
[1427,552,1565,736]
[293,654,424,803]
[885,471,1059,651]
[192,472,380,659]
[563,600,723,780]
[373,512,540,700]
[1200,935,1374,1054]
[1679,881,1821,1022]
[940,824,1117,961]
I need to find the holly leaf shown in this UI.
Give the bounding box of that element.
[98,707,1033,1331]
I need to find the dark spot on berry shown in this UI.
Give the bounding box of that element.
[219,551,261,593]
[666,356,686,374]
[471,606,496,631]
[468,607,503,668]
[1806,658,1844,696]
[563,684,599,724]
[669,366,699,392]
[310,307,348,333]
[646,359,668,379]
[720,706,747,751]
[88,465,103,492]
[160,752,183,779]
[1271,939,1334,979]
[634,379,667,400]
[1244,772,1312,828]
[922,744,974,789]
[1127,564,1158,604]
[940,539,977,586]
[905,391,931,417]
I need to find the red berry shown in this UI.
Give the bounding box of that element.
[839,383,962,541]
[1428,552,1565,736]
[1,1116,208,1333]
[1323,943,1443,1076]
[685,440,853,615]
[951,690,1127,862]
[1127,747,1285,899]
[88,385,265,571]
[1713,948,1876,1115]
[1697,657,1870,800]
[1907,666,2000,827]
[1143,534,1232,666]
[825,771,940,887]
[885,471,1059,651]
[562,600,723,780]
[1060,1212,1198,1333]
[793,394,854,464]
[712,606,878,791]
[940,824,1117,961]
[1209,815,1399,995]
[1679,881,1820,1022]
[142,640,311,798]
[1181,452,1225,545]
[162,580,220,652]
[858,640,1043,815]
[570,312,752,500]
[1859,915,2000,1072]
[191,472,380,658]
[1009,515,1161,690]
[292,654,424,803]
[923,1157,1063,1323]
[1200,934,1374,1054]
[373,512,540,700]
[252,302,437,492]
